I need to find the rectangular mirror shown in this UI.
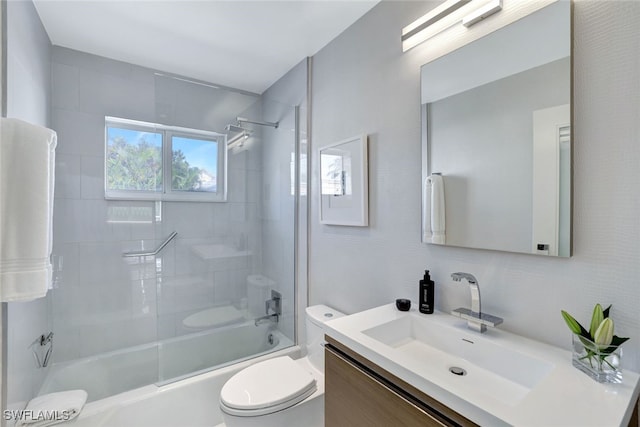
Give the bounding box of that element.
[421,1,571,257]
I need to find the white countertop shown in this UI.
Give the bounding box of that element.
[324,303,640,427]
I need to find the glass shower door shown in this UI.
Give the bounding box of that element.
[152,75,297,384]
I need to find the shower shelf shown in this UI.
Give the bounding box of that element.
[191,244,251,260]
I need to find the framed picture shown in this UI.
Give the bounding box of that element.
[319,134,368,226]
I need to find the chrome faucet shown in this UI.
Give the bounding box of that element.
[451,272,481,313]
[451,272,502,333]
[254,290,282,326]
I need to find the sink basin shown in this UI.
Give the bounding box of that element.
[362,312,553,405]
[324,304,640,426]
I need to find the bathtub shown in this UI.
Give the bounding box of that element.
[37,323,297,426]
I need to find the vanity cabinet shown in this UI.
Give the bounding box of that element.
[324,336,478,427]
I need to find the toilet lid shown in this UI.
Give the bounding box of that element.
[220,356,316,414]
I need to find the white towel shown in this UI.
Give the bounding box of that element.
[0,118,57,302]
[15,390,87,427]
[422,174,446,244]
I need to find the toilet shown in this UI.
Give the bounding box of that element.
[219,305,344,427]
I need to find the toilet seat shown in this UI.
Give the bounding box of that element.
[220,356,317,417]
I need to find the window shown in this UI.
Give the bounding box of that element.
[105,117,226,202]
[106,126,163,192]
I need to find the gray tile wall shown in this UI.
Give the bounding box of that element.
[49,47,265,364]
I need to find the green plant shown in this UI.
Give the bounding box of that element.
[561,304,629,370]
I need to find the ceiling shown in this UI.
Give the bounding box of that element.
[33,1,379,94]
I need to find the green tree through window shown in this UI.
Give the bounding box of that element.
[172,149,202,191]
[106,131,162,191]
[105,119,224,201]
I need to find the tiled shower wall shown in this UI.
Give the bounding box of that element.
[6,21,305,407]
[50,47,264,362]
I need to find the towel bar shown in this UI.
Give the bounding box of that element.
[122,231,178,257]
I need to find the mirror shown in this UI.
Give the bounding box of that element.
[421,1,571,257]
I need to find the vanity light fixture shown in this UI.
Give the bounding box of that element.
[402,0,506,51]
[401,0,472,52]
[462,0,503,27]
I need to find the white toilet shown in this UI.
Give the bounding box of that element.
[219,305,344,427]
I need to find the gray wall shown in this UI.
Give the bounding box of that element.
[6,0,50,125]
[5,0,52,409]
[428,58,570,253]
[310,1,640,371]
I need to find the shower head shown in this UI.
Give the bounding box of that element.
[225,124,250,134]
[227,131,251,148]
[225,121,254,150]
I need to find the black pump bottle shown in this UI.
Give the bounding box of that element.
[419,270,434,314]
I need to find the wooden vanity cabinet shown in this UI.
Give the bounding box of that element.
[324,336,479,427]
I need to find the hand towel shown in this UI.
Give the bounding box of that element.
[422,174,446,244]
[0,118,57,302]
[15,390,87,427]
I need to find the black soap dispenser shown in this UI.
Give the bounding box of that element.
[419,270,434,314]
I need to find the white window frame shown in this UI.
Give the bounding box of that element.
[105,117,227,202]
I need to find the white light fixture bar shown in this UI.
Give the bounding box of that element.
[462,0,503,27]
[402,0,472,52]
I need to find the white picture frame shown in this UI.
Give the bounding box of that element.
[319,134,368,226]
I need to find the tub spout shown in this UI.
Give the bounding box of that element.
[254,313,279,326]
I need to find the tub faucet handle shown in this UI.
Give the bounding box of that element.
[254,290,282,326]
[265,290,282,317]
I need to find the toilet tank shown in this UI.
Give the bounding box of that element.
[305,305,345,373]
